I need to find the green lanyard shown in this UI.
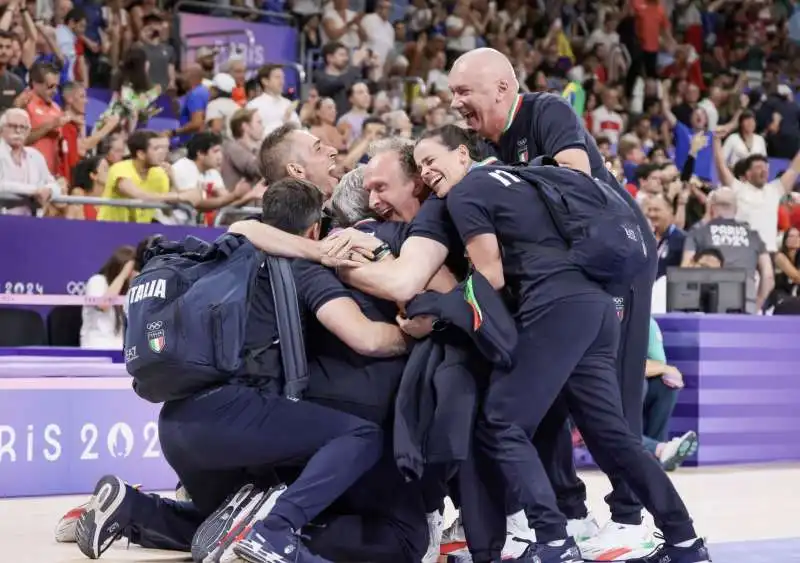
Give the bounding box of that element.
[502,94,523,133]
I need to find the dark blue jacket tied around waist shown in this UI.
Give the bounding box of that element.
[392,270,519,481]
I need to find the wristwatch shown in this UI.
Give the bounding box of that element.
[371,242,392,262]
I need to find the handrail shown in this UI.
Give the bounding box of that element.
[0,193,196,217]
[214,205,261,227]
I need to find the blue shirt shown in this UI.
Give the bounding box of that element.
[292,259,404,425]
[179,84,210,144]
[446,165,607,327]
[674,122,712,181]
[656,224,686,279]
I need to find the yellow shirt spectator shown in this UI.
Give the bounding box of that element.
[97,159,170,223]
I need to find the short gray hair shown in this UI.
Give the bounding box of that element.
[367,136,418,180]
[330,167,373,227]
[0,108,30,128]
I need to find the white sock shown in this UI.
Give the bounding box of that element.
[547,539,566,547]
[674,538,698,548]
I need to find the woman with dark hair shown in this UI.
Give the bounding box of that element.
[721,109,767,168]
[94,47,161,135]
[409,124,710,563]
[770,227,800,307]
[80,245,137,349]
[69,155,109,220]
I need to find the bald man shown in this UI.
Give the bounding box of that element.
[169,64,210,143]
[449,48,663,561]
[681,187,774,313]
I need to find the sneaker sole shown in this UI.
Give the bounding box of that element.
[214,484,288,563]
[233,536,289,563]
[662,431,699,472]
[75,475,128,559]
[191,484,264,563]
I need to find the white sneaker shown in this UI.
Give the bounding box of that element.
[423,511,444,563]
[566,513,601,543]
[502,510,536,560]
[54,483,142,543]
[213,484,287,563]
[441,513,467,556]
[659,431,698,472]
[578,520,657,561]
[54,502,89,543]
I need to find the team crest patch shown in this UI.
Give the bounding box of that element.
[613,297,625,321]
[146,321,166,353]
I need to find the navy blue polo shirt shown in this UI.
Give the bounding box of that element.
[489,91,658,295]
[407,195,470,281]
[492,92,618,187]
[656,224,686,279]
[446,163,606,327]
[292,259,405,425]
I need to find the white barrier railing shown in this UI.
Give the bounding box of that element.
[213,205,261,226]
[0,294,127,306]
[0,193,197,220]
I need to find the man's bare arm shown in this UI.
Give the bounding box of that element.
[339,236,449,303]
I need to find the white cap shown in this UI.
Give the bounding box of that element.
[777,84,792,99]
[212,73,236,94]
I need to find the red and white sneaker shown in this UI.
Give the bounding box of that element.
[55,503,89,543]
[54,484,141,543]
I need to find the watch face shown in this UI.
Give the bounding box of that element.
[431,319,447,332]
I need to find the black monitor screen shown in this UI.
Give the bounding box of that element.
[666,267,747,314]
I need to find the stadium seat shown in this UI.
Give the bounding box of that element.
[0,308,47,346]
[47,306,83,347]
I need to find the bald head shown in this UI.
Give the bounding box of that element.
[451,48,518,88]
[709,187,737,218]
[448,48,520,142]
[185,64,204,86]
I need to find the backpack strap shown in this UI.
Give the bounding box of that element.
[266,255,309,400]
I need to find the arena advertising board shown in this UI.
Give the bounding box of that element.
[0,216,223,301]
[178,13,301,91]
[0,379,176,497]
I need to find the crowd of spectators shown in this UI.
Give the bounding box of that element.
[1,0,800,309]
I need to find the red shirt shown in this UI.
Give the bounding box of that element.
[26,93,63,176]
[74,38,85,83]
[59,121,81,183]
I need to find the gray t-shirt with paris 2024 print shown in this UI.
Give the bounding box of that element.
[684,218,766,313]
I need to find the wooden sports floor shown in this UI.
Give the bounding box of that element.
[3,464,799,562]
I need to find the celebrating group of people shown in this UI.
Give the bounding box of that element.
[53,48,710,563]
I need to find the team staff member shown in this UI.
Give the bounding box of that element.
[75,180,403,563]
[411,125,710,563]
[447,48,660,560]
